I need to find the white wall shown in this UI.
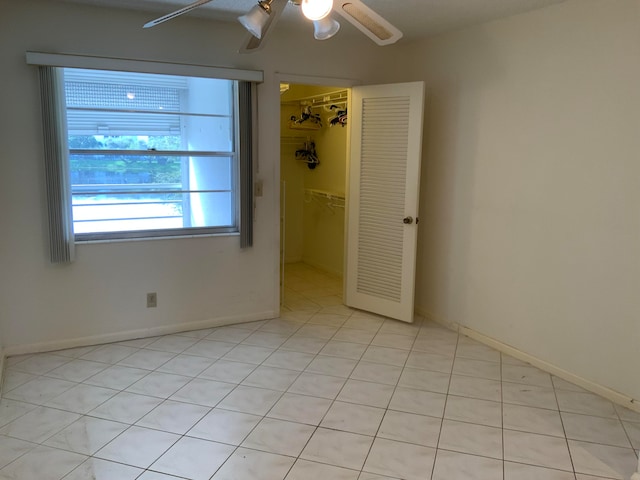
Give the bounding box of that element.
[409,0,640,401]
[0,0,389,352]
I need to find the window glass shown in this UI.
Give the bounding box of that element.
[63,68,238,240]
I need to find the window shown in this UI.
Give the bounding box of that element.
[30,53,259,262]
[63,68,239,240]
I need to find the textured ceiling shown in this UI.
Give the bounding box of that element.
[54,0,566,40]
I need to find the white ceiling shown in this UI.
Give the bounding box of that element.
[55,0,566,41]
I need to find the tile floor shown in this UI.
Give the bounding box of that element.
[0,263,638,480]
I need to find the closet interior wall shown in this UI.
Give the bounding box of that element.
[280,84,348,278]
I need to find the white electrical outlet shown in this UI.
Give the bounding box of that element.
[146,292,157,308]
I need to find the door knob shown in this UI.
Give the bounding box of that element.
[403,216,413,224]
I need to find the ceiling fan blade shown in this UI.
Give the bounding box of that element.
[239,0,288,54]
[143,0,215,28]
[334,0,402,46]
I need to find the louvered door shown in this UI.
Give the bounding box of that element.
[345,82,425,323]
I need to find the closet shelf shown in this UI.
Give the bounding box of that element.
[305,188,345,201]
[282,89,349,108]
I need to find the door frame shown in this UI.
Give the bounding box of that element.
[274,73,358,315]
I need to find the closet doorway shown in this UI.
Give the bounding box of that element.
[279,83,349,312]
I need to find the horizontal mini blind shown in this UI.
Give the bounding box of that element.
[39,66,75,263]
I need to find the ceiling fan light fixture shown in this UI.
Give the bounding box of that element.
[301,0,333,21]
[238,2,272,39]
[313,16,340,40]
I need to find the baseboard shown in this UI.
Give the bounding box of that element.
[415,306,640,414]
[3,310,279,357]
[415,306,460,332]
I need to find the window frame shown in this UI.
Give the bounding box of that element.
[28,53,261,259]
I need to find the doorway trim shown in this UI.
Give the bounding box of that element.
[274,72,359,316]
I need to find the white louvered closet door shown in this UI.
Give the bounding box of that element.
[345,82,425,323]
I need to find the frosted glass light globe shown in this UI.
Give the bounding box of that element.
[301,0,333,20]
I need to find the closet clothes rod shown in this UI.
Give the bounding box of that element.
[282,89,348,107]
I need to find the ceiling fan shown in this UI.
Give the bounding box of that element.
[143,0,402,53]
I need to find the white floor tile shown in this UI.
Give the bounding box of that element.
[285,459,359,480]
[432,450,503,480]
[405,351,453,373]
[305,356,358,378]
[397,367,450,393]
[504,461,576,480]
[0,406,80,443]
[183,340,237,359]
[568,440,639,479]
[0,445,86,480]
[288,373,346,399]
[363,437,436,480]
[561,411,632,447]
[63,457,143,480]
[206,327,253,343]
[211,447,295,480]
[0,435,35,469]
[502,403,565,436]
[83,365,150,390]
[242,366,300,391]
[444,395,502,428]
[117,349,176,370]
[188,408,261,445]
[89,391,163,424]
[267,393,332,425]
[8,354,70,375]
[501,364,553,388]
[338,379,395,408]
[453,357,501,381]
[95,425,179,468]
[45,384,117,414]
[169,378,235,407]
[321,341,368,360]
[438,419,503,459]
[126,372,191,399]
[217,385,282,415]
[43,416,128,455]
[301,428,374,470]
[4,376,77,405]
[223,345,276,364]
[556,390,618,418]
[502,382,558,409]
[80,344,138,364]
[156,354,214,377]
[351,362,402,386]
[0,399,36,429]
[377,410,441,447]
[45,359,107,383]
[1,371,37,393]
[361,346,409,366]
[144,335,199,354]
[388,386,446,417]
[503,429,573,471]
[150,436,234,480]
[263,350,315,371]
[448,375,501,402]
[321,401,385,436]
[242,417,315,456]
[136,399,210,434]
[198,359,256,383]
